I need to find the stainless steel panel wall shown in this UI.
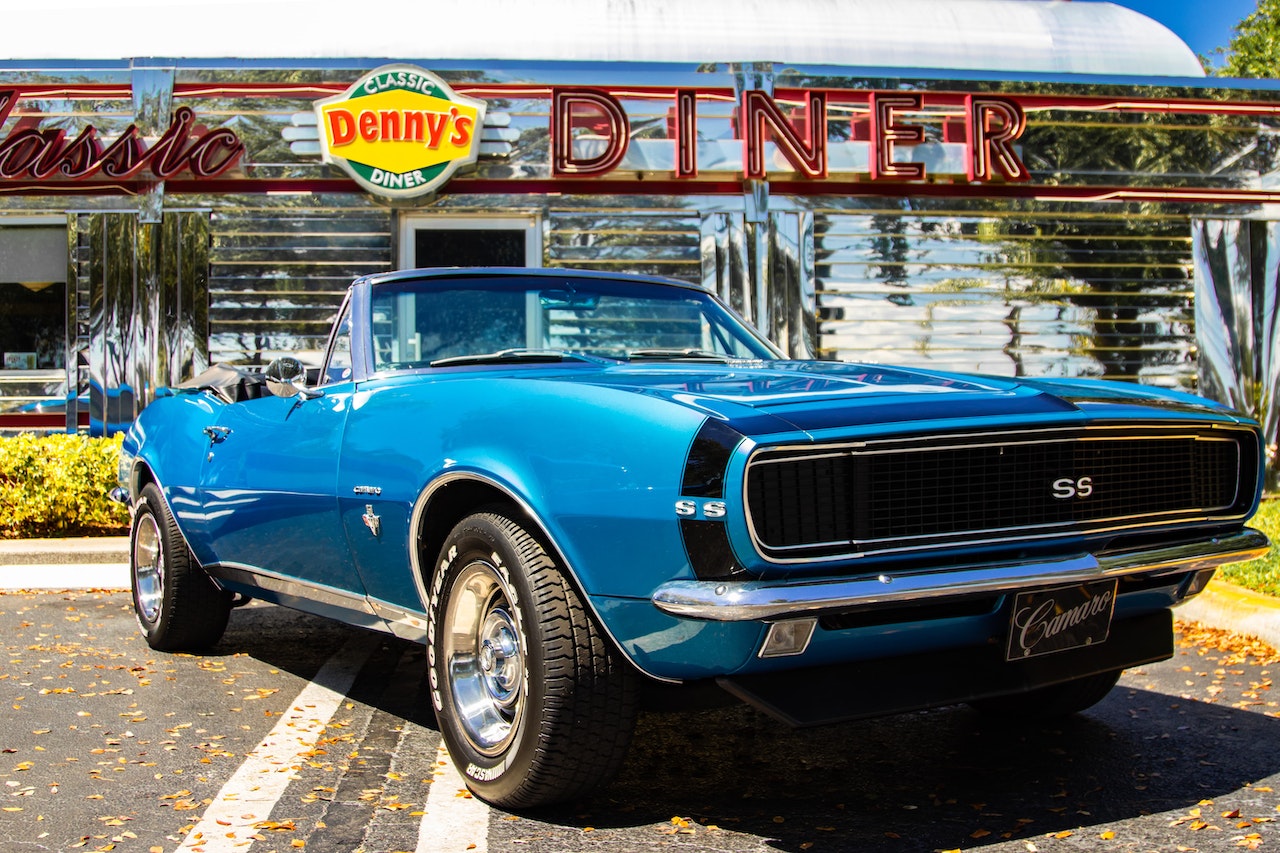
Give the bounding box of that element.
[545,210,701,280]
[206,204,392,365]
[69,212,210,432]
[694,209,815,358]
[813,204,1196,386]
[1194,219,1280,491]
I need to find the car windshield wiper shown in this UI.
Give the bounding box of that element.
[429,348,602,368]
[625,348,732,362]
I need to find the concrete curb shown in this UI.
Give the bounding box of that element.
[0,539,1278,652]
[1175,578,1280,651]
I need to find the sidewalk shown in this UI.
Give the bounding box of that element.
[0,537,1278,650]
[0,536,129,590]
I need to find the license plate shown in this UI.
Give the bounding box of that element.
[1005,579,1117,661]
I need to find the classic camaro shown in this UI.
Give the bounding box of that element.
[117,267,1269,808]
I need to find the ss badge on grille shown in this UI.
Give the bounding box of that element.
[1051,476,1093,500]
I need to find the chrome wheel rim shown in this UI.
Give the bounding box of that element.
[133,512,165,624]
[443,560,525,756]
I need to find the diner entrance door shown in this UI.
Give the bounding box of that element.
[399,216,541,269]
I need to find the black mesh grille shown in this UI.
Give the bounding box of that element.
[745,430,1250,559]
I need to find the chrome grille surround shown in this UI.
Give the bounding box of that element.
[743,425,1259,564]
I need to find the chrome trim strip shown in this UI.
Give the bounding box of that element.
[757,511,1253,556]
[208,561,382,618]
[651,528,1270,622]
[749,432,1235,463]
[368,597,429,643]
[746,423,1252,460]
[743,425,1253,564]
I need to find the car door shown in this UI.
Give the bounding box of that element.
[196,301,373,619]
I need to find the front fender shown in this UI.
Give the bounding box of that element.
[123,391,223,564]
[339,376,711,607]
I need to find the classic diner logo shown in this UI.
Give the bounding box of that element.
[315,64,486,199]
[0,92,243,182]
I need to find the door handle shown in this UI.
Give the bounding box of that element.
[202,425,233,443]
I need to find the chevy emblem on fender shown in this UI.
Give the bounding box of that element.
[315,64,486,199]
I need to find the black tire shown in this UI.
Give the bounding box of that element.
[427,511,638,809]
[130,482,232,651]
[967,669,1122,718]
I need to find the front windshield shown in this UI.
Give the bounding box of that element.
[368,275,779,370]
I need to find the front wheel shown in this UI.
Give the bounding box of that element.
[427,511,638,809]
[131,482,232,651]
[967,669,1123,718]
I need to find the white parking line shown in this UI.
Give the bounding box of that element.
[419,743,490,853]
[179,633,379,852]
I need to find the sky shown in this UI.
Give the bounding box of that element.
[1103,0,1259,62]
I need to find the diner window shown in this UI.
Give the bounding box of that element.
[400,215,541,269]
[0,226,65,372]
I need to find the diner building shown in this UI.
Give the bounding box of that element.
[0,0,1278,486]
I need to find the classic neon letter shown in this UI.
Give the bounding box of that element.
[869,93,924,181]
[551,88,630,176]
[742,90,827,179]
[966,96,1028,182]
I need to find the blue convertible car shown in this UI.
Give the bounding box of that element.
[118,268,1268,807]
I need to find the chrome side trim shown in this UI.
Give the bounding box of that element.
[369,597,429,643]
[207,562,392,633]
[651,528,1270,622]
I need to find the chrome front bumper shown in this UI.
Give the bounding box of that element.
[651,528,1270,622]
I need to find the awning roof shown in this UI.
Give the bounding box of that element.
[0,0,1205,78]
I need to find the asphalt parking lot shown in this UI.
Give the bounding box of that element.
[0,589,1277,853]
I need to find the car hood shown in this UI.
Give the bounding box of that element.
[543,360,1236,435]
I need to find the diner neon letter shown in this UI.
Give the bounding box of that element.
[966,96,1029,182]
[552,89,630,176]
[869,93,924,181]
[742,90,827,179]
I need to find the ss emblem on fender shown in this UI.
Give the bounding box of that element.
[675,499,727,519]
[1051,476,1094,500]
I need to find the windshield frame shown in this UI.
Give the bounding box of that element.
[355,270,783,377]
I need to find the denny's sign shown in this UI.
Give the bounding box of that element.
[316,65,485,199]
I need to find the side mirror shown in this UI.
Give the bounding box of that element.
[264,356,319,399]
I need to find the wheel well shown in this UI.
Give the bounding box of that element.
[132,461,158,501]
[415,478,534,581]
[414,476,651,682]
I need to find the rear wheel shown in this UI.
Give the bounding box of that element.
[131,483,232,651]
[427,511,638,808]
[968,669,1122,718]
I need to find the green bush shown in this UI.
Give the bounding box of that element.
[1219,497,1280,597]
[0,433,129,539]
